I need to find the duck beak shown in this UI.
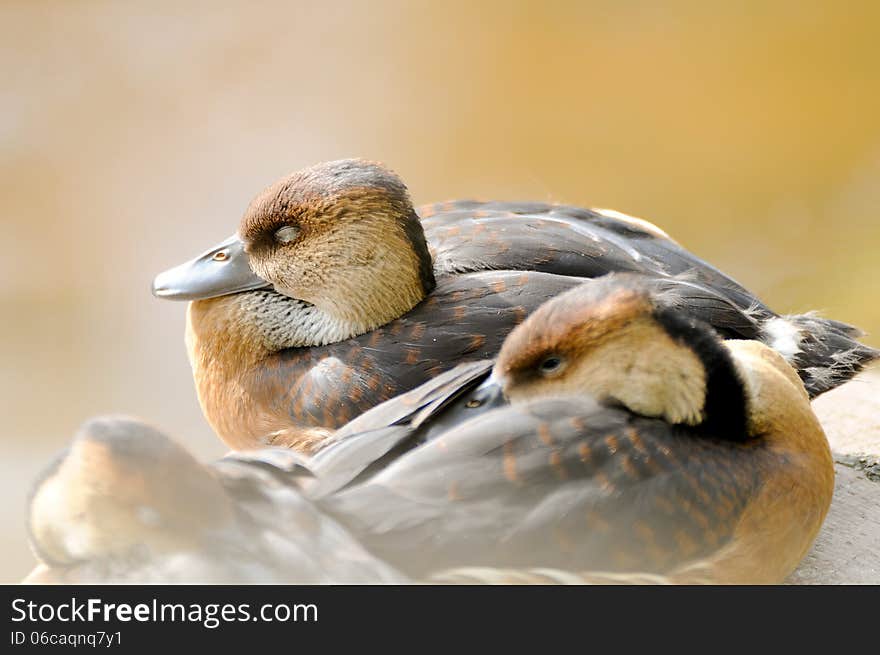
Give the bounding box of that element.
[469,373,507,409]
[152,234,271,301]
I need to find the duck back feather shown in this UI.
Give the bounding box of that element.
[421,201,878,397]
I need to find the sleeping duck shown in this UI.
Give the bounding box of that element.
[25,416,405,584]
[28,275,834,584]
[152,159,877,452]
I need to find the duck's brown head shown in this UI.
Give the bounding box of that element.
[27,416,234,566]
[487,274,749,438]
[154,159,435,344]
[240,159,435,332]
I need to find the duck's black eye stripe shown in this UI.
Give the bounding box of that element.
[653,307,749,441]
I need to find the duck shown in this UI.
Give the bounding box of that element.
[24,416,406,584]
[307,273,836,583]
[152,158,878,452]
[27,275,834,584]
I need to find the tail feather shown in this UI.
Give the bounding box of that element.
[650,275,877,397]
[772,314,880,398]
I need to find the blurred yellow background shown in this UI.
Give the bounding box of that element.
[2,0,878,581]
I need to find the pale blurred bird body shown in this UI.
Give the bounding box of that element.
[26,417,406,584]
[29,275,834,584]
[153,159,878,453]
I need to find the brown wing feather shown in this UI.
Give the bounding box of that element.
[323,398,782,578]
[421,201,771,314]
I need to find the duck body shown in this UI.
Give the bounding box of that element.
[156,159,877,452]
[186,270,580,451]
[314,345,831,584]
[308,278,835,583]
[322,401,797,581]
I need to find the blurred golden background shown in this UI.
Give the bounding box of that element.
[2,1,878,581]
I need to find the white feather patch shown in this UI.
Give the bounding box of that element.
[592,207,672,240]
[763,317,803,361]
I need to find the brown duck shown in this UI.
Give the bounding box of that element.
[27,275,834,584]
[152,159,877,452]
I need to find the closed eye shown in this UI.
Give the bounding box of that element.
[274,225,300,244]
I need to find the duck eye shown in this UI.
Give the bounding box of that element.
[212,250,229,262]
[274,225,300,244]
[538,355,564,375]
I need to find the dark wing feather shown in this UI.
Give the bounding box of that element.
[644,276,764,339]
[306,360,494,497]
[421,201,772,314]
[330,359,494,438]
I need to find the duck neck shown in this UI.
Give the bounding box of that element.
[187,292,359,449]
[295,256,429,340]
[651,308,750,440]
[187,291,357,361]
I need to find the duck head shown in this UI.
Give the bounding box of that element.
[481,274,749,438]
[153,159,436,344]
[27,416,234,566]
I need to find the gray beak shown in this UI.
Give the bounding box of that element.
[417,371,508,442]
[469,374,507,410]
[152,234,271,301]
